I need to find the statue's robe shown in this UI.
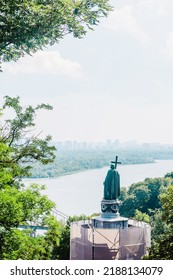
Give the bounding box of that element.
[103,169,120,200]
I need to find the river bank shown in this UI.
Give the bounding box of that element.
[26,159,155,179]
[24,160,173,216]
[27,148,163,179]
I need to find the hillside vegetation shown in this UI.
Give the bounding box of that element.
[29,147,173,178]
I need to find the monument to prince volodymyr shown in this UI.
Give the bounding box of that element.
[70,156,151,260]
[92,156,128,229]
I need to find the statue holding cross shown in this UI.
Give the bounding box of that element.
[103,156,121,200]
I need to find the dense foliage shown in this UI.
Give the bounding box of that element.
[145,183,173,259]
[0,183,62,259]
[0,96,56,182]
[0,0,112,69]
[119,176,171,218]
[0,96,61,259]
[28,149,156,178]
[28,146,173,179]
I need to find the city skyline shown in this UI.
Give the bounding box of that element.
[53,139,173,150]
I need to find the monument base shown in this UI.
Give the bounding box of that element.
[92,215,128,229]
[101,199,120,216]
[91,198,128,229]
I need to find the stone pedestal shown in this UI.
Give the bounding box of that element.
[92,215,128,229]
[101,199,120,218]
[92,199,128,229]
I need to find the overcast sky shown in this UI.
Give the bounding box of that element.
[1,0,173,144]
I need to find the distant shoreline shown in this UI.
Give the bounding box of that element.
[24,160,156,180]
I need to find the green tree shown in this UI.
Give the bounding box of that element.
[134,210,150,223]
[118,186,127,201]
[0,0,112,69]
[120,195,136,217]
[120,177,169,218]
[145,185,173,260]
[120,185,150,217]
[0,142,14,188]
[0,95,56,185]
[150,210,168,244]
[164,171,173,179]
[144,178,163,210]
[0,97,62,260]
[0,182,62,259]
[160,185,173,226]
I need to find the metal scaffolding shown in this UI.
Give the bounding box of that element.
[70,219,151,260]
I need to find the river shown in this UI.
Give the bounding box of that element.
[24,160,173,217]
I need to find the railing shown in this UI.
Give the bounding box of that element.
[52,209,69,221]
[17,208,69,236]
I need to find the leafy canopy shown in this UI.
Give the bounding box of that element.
[0,0,112,67]
[0,182,62,260]
[144,185,173,260]
[119,177,170,218]
[0,95,56,183]
[0,96,62,260]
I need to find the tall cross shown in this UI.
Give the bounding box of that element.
[111,156,121,169]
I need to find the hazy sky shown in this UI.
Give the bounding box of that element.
[1,0,173,144]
